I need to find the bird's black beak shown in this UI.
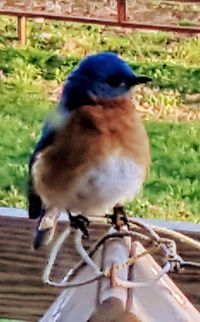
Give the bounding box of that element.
[129,75,152,86]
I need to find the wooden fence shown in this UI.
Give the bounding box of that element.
[0,209,199,321]
[0,0,200,46]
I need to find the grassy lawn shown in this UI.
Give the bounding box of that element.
[0,320,22,322]
[0,17,199,222]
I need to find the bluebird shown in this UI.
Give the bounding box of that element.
[28,52,151,249]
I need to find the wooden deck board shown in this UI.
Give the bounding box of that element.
[0,210,199,321]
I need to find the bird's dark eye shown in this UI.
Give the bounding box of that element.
[106,74,123,87]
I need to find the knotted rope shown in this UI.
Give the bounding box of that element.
[43,217,200,289]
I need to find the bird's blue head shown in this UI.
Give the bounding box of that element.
[62,52,151,110]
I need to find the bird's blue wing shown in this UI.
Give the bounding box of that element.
[28,123,57,219]
[28,101,69,219]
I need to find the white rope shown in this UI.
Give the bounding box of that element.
[43,216,200,289]
[153,225,200,251]
[44,272,104,288]
[43,226,103,287]
[43,226,71,284]
[89,216,200,251]
[74,229,102,275]
[111,262,171,289]
[60,230,152,286]
[128,218,161,242]
[43,227,170,288]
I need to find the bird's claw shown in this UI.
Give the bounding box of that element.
[69,213,90,239]
[33,210,58,249]
[33,228,52,249]
[106,206,129,230]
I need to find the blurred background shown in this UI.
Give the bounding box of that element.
[0,0,200,223]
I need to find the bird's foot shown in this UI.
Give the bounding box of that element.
[106,206,129,230]
[33,227,55,250]
[68,213,90,239]
[33,209,58,249]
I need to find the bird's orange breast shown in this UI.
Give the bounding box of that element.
[32,97,150,206]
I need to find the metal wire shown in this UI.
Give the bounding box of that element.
[180,260,200,270]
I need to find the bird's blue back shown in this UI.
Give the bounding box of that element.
[28,51,151,220]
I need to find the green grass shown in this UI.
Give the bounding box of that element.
[0,17,200,93]
[0,17,199,222]
[0,320,22,322]
[128,121,200,222]
[0,80,199,222]
[0,46,200,93]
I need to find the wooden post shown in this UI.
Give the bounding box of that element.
[41,239,200,322]
[17,16,27,46]
[117,0,126,23]
[40,237,131,322]
[98,237,130,306]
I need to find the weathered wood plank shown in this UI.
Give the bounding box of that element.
[42,239,200,322]
[0,210,199,321]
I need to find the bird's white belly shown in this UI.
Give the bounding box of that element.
[68,156,145,215]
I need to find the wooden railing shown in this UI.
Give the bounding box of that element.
[0,208,199,321]
[0,0,200,46]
